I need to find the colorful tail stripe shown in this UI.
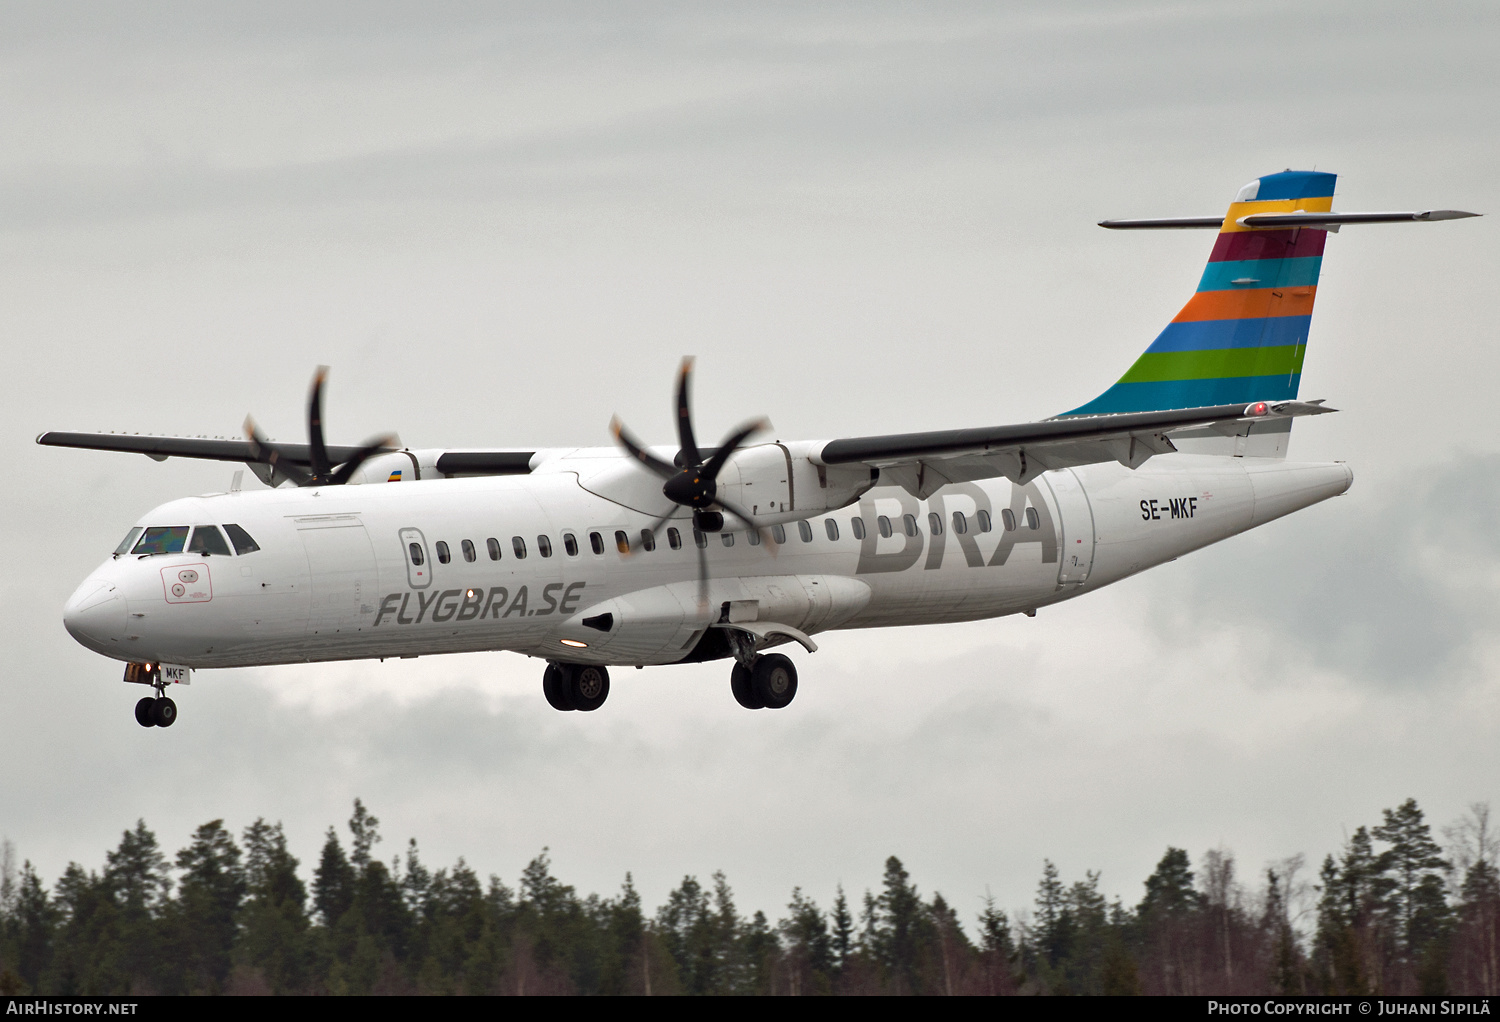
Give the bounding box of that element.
[1066,170,1335,416]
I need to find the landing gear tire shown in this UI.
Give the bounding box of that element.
[150,697,178,728]
[570,666,610,712]
[135,697,157,728]
[731,663,765,709]
[543,663,577,711]
[751,654,797,709]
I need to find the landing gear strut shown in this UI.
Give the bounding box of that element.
[543,663,610,712]
[126,663,178,728]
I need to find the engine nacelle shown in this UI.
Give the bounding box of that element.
[716,441,878,525]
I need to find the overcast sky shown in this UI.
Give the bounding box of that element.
[3,1,1497,925]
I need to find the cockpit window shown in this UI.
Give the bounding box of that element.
[114,527,143,556]
[131,526,189,555]
[187,525,232,556]
[223,524,261,555]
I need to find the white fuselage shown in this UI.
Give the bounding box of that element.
[62,452,1352,671]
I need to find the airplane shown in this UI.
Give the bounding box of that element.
[42,170,1478,728]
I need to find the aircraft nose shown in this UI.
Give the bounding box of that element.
[63,579,126,654]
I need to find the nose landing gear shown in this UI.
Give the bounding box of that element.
[125,663,178,728]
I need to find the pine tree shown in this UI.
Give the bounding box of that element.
[101,821,172,993]
[9,862,54,993]
[830,884,854,977]
[238,819,308,993]
[1140,848,1200,918]
[874,856,932,994]
[1372,798,1451,975]
[1138,848,1202,995]
[172,820,245,993]
[312,828,355,927]
[780,887,833,994]
[977,892,1015,995]
[1033,860,1065,966]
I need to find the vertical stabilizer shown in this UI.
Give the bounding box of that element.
[1067,170,1337,457]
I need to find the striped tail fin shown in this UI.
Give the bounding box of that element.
[1066,170,1335,448]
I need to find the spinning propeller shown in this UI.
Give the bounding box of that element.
[244,367,395,487]
[610,358,772,606]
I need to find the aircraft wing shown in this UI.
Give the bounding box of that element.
[35,431,537,485]
[816,400,1334,498]
[34,431,384,467]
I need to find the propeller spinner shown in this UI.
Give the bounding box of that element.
[244,367,395,487]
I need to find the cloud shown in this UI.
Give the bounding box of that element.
[1152,452,1500,689]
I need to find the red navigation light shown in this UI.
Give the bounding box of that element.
[1248,402,1268,416]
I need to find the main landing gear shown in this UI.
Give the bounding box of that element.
[730,653,798,710]
[543,663,610,712]
[125,662,178,728]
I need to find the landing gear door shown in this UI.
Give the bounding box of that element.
[398,527,432,589]
[1044,469,1096,585]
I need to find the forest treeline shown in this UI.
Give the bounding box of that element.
[1,797,1495,995]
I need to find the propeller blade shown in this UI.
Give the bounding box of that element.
[715,497,778,554]
[619,506,681,559]
[700,417,769,479]
[696,532,710,612]
[328,434,398,485]
[675,357,701,467]
[610,417,677,480]
[306,366,331,482]
[715,497,759,531]
[243,416,311,487]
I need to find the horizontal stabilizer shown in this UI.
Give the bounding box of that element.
[1237,209,1480,228]
[1101,210,1480,230]
[1099,217,1227,230]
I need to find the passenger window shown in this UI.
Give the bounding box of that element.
[928,512,943,536]
[977,510,993,533]
[436,541,451,564]
[1001,509,1017,532]
[114,527,143,556]
[952,512,968,535]
[590,532,605,555]
[537,535,553,558]
[224,524,261,554]
[487,537,502,561]
[512,537,528,559]
[721,533,735,547]
[772,524,787,544]
[564,533,579,557]
[461,539,477,563]
[188,526,232,557]
[667,528,682,550]
[694,528,708,549]
[132,526,189,555]
[615,530,630,554]
[798,520,814,543]
[851,517,866,540]
[640,530,656,552]
[1026,507,1040,530]
[408,543,425,566]
[903,515,918,537]
[825,519,839,541]
[747,529,761,546]
[878,516,893,539]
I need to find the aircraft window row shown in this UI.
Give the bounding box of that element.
[409,506,1041,570]
[125,524,260,557]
